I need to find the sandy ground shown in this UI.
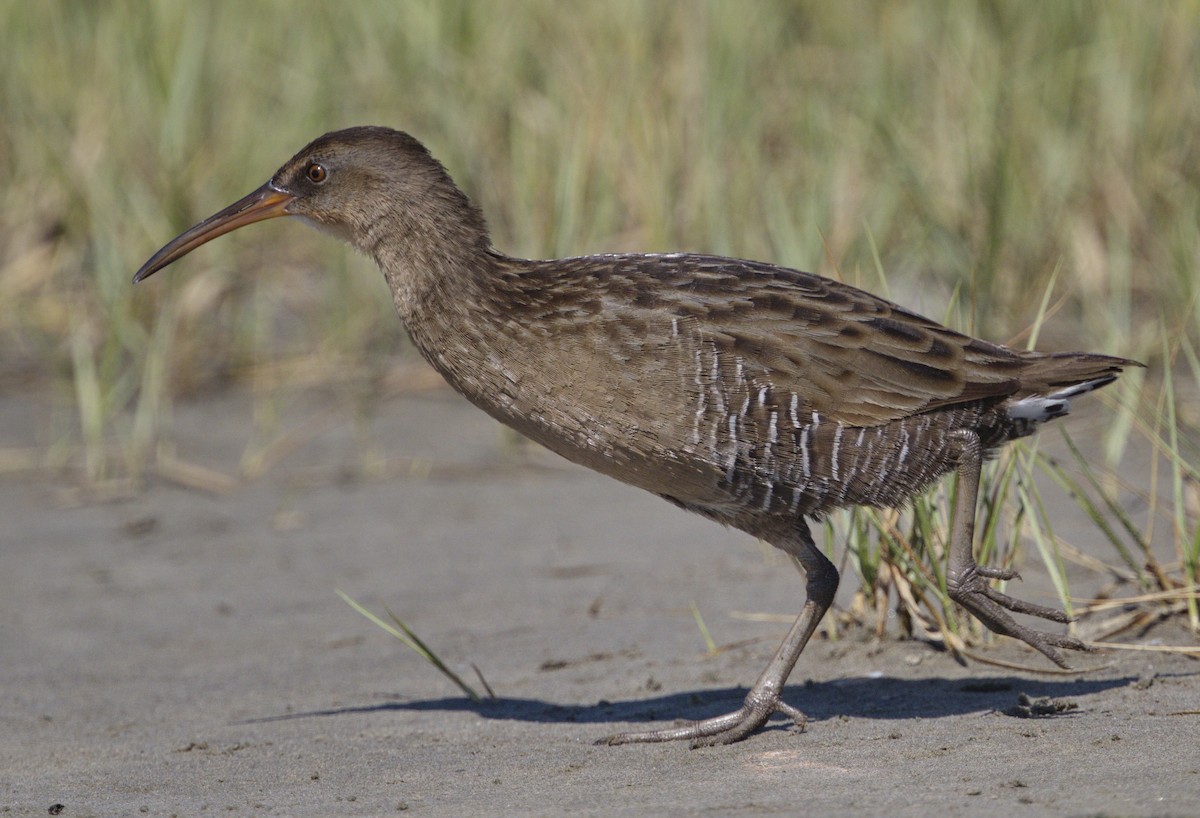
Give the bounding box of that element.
[2,377,1198,817]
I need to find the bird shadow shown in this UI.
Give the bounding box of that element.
[236,671,1175,731]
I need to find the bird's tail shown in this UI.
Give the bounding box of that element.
[1006,352,1139,424]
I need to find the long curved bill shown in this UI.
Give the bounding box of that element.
[133,183,295,283]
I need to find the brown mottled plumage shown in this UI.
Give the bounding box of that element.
[135,127,1137,746]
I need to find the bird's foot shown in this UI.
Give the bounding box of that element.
[598,692,807,748]
[946,562,1091,668]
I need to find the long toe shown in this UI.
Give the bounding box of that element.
[949,583,1092,667]
[600,696,806,747]
[979,583,1073,622]
[975,565,1021,581]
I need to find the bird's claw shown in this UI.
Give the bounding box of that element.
[599,695,807,747]
[947,563,1091,668]
[975,564,1021,582]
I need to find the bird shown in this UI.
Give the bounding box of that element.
[135,126,1136,746]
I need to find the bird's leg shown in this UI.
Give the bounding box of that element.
[601,523,836,747]
[943,429,1091,667]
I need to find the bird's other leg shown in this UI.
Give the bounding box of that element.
[943,429,1091,667]
[601,520,837,747]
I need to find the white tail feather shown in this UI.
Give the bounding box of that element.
[1006,376,1116,423]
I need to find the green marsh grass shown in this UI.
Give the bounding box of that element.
[337,589,489,702]
[3,2,1196,658]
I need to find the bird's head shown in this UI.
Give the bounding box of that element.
[134,126,487,283]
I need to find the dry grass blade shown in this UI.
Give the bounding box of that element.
[887,562,946,645]
[152,452,238,496]
[470,664,496,700]
[1073,589,1199,612]
[690,601,719,656]
[957,648,1108,675]
[728,610,796,624]
[1074,603,1189,643]
[240,400,351,480]
[1087,641,1200,659]
[336,589,485,702]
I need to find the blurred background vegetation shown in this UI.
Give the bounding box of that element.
[2,1,1196,646]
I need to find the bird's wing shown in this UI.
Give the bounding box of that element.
[623,254,1028,427]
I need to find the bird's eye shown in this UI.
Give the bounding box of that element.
[306,162,328,184]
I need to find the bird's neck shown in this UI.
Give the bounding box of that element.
[370,219,520,399]
[366,184,489,312]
